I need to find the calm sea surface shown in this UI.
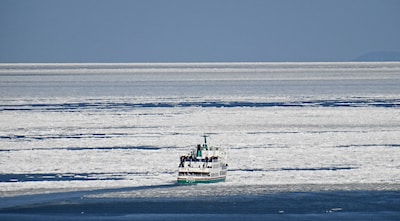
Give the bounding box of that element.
[1,62,400,98]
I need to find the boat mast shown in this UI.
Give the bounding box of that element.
[203,134,208,150]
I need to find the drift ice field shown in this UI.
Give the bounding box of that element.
[0,62,399,197]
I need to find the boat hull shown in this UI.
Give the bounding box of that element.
[177,175,226,184]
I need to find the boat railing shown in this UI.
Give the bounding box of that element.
[180,155,220,162]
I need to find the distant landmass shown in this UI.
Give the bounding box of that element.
[353,51,400,61]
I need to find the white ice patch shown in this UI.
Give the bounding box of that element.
[1,62,400,196]
[1,105,399,195]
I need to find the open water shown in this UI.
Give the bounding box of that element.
[0,62,399,220]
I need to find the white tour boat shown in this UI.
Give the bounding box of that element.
[177,135,228,184]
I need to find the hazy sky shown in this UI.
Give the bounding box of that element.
[1,0,399,62]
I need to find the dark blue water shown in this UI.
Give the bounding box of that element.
[0,186,399,221]
[1,98,399,112]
